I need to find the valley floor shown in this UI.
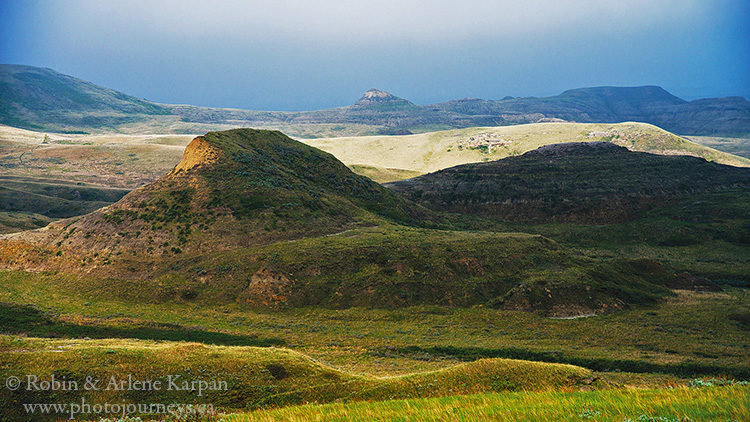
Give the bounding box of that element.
[1,271,747,378]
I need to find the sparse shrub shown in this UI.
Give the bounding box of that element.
[578,408,601,419]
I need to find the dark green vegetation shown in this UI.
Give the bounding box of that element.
[5,227,677,314]
[386,142,750,223]
[2,65,748,136]
[386,142,750,286]
[0,302,284,346]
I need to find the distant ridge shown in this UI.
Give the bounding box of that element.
[1,64,748,136]
[0,64,170,130]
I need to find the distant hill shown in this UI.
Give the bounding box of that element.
[1,64,747,136]
[386,142,750,223]
[0,64,170,131]
[304,122,750,179]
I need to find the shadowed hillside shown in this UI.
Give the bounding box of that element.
[386,142,750,223]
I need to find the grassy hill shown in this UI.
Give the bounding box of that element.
[2,65,748,137]
[304,122,749,181]
[3,128,434,257]
[386,142,750,283]
[0,335,596,420]
[0,64,170,131]
[20,225,671,314]
[0,176,128,223]
[386,142,750,223]
[0,129,689,316]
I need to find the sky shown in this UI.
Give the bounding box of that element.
[1,0,748,111]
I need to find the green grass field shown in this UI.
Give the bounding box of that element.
[0,270,746,379]
[230,386,749,421]
[0,335,599,420]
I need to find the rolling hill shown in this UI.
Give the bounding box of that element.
[385,141,750,284]
[305,122,750,178]
[0,128,685,316]
[0,64,170,131]
[4,128,434,256]
[0,335,596,420]
[1,64,748,137]
[386,142,750,223]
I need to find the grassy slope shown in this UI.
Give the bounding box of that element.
[0,211,51,234]
[232,386,750,422]
[0,335,593,420]
[1,129,435,260]
[1,271,747,378]
[386,143,749,222]
[0,64,170,132]
[348,165,424,184]
[382,143,749,282]
[304,123,749,180]
[495,191,750,283]
[0,225,677,316]
[0,176,129,219]
[0,124,191,189]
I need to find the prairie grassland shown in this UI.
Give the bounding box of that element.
[0,271,746,378]
[2,123,746,191]
[0,335,595,420]
[230,385,750,422]
[686,135,750,158]
[305,122,749,177]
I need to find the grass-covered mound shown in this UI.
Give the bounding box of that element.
[387,142,750,223]
[2,129,434,258]
[174,226,674,312]
[307,122,749,179]
[6,226,674,314]
[0,335,595,420]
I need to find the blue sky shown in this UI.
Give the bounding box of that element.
[1,0,748,110]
